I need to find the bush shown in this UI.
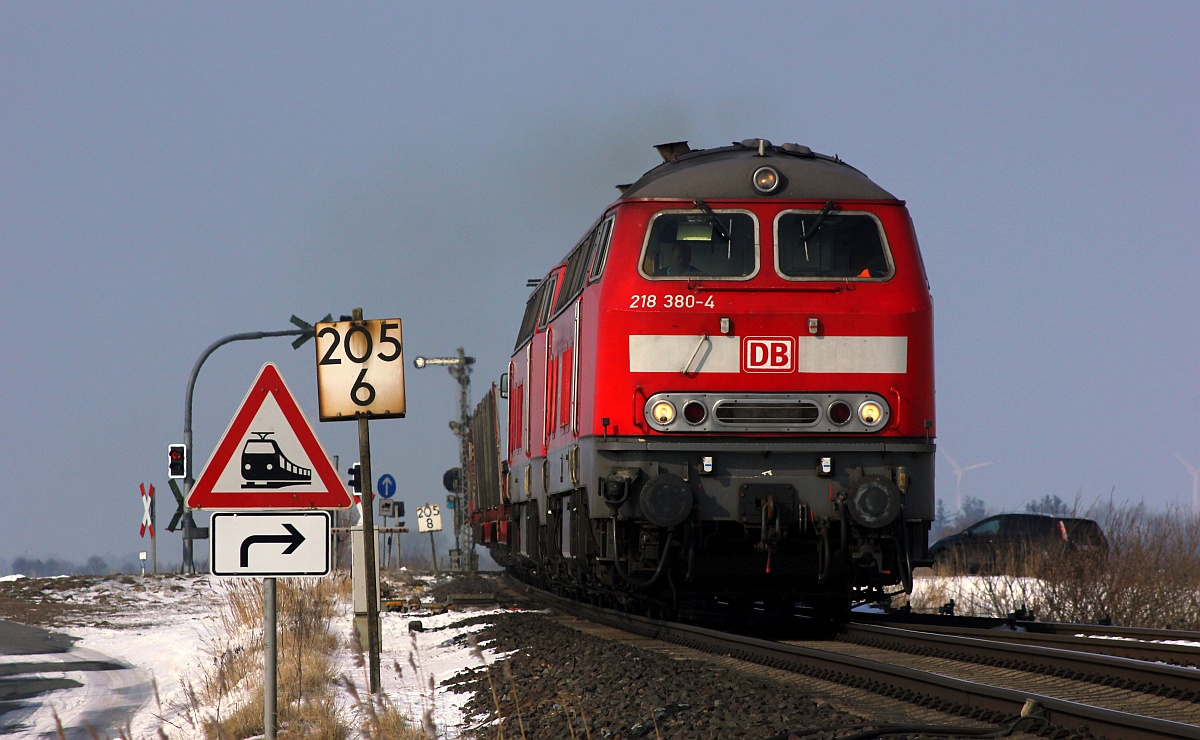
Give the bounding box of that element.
[1037,504,1200,629]
[909,504,1200,629]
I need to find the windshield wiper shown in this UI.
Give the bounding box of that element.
[801,200,838,242]
[693,199,732,242]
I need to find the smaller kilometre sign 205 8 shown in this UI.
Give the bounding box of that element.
[416,503,442,533]
[315,318,406,421]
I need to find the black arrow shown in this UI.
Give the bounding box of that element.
[240,523,305,567]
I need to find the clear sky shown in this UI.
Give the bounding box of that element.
[1,2,1196,566]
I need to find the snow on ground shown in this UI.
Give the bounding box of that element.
[361,606,519,738]
[10,575,227,738]
[909,572,1045,617]
[8,573,517,739]
[13,572,1191,738]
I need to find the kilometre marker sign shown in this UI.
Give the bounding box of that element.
[314,318,406,421]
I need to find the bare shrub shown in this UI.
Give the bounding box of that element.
[909,504,1200,628]
[1038,504,1200,629]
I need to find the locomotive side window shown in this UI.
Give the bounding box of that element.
[514,287,543,350]
[775,211,893,280]
[639,210,758,280]
[536,268,563,329]
[516,273,559,350]
[552,231,595,317]
[588,216,616,283]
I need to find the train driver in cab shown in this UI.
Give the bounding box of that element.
[663,242,702,276]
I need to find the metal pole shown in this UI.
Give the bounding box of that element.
[413,350,474,572]
[429,530,438,572]
[264,577,277,740]
[150,490,157,575]
[449,347,473,571]
[182,326,312,573]
[354,308,382,695]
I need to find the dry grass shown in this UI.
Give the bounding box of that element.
[338,650,428,739]
[906,505,1200,629]
[177,576,356,739]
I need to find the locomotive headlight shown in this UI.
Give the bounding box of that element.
[651,400,677,425]
[858,400,884,427]
[751,166,782,194]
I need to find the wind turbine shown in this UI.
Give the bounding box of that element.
[942,450,997,513]
[1173,452,1200,516]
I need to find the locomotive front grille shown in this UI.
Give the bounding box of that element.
[644,392,891,433]
[713,400,820,425]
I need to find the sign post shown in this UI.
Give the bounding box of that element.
[378,474,397,569]
[314,308,406,696]
[417,502,443,572]
[191,362,350,740]
[139,483,156,574]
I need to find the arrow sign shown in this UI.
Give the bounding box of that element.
[210,512,330,577]
[377,474,396,499]
[240,523,305,567]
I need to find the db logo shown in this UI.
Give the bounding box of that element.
[743,337,795,372]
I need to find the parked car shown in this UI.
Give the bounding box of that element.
[929,513,1108,574]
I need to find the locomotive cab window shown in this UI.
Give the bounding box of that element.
[775,211,893,280]
[640,210,758,280]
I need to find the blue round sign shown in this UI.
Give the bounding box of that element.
[377,474,397,499]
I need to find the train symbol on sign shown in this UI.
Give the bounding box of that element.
[240,432,312,489]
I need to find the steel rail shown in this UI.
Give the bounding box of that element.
[853,611,1200,644]
[864,619,1200,668]
[523,585,1198,740]
[842,622,1200,699]
[1025,620,1200,644]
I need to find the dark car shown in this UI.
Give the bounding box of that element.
[929,513,1108,574]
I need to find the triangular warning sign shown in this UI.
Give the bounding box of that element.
[187,363,352,510]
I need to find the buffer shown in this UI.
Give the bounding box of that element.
[187,363,352,510]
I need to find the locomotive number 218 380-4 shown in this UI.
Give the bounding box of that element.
[630,294,716,309]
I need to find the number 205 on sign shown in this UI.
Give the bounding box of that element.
[314,318,406,421]
[416,504,442,533]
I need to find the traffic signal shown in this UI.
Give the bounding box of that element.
[168,444,187,479]
[347,463,362,493]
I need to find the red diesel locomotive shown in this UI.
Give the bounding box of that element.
[469,138,935,619]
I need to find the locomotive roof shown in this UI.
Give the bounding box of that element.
[619,139,896,201]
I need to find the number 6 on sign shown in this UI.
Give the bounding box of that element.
[314,318,407,421]
[416,503,442,533]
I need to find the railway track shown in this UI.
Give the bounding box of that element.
[512,581,1199,739]
[854,616,1200,668]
